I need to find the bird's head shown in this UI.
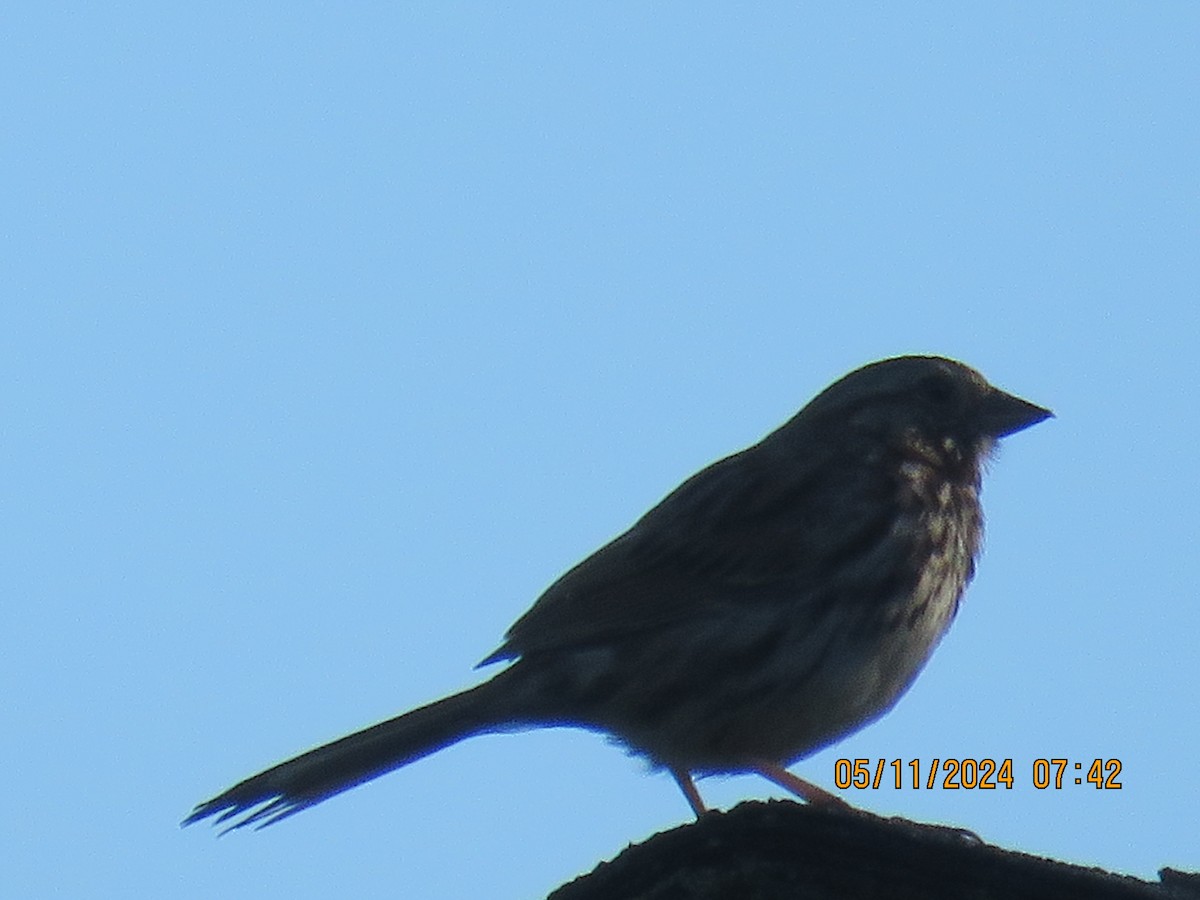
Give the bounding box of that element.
[771,356,1052,469]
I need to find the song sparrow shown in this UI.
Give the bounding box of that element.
[185,355,1050,830]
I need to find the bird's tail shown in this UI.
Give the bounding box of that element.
[183,671,531,831]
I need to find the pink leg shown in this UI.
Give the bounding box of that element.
[670,767,708,818]
[751,759,850,809]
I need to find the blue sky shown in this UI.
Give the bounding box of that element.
[3,4,1198,898]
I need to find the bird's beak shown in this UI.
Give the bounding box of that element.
[979,389,1053,438]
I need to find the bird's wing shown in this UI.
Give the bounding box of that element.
[483,443,902,663]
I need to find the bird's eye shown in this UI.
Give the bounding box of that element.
[918,376,956,407]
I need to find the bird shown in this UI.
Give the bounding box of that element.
[184,355,1051,830]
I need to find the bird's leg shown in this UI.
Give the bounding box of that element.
[669,766,708,818]
[751,760,850,809]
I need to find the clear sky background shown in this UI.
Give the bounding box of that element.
[4,5,1198,898]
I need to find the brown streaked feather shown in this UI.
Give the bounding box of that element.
[482,432,903,664]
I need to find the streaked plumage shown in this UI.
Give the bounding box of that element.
[185,355,1050,830]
